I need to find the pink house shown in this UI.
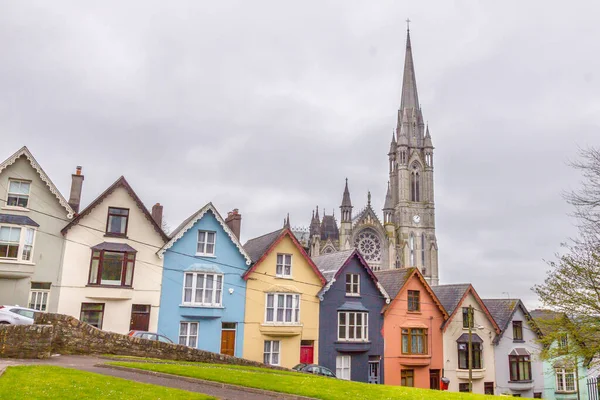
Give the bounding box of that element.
[375,268,448,389]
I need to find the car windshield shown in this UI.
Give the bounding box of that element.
[12,309,34,319]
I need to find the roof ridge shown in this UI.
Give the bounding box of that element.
[244,228,283,245]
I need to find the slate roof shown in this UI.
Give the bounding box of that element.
[243,228,283,263]
[482,299,520,333]
[431,284,471,314]
[91,242,137,253]
[0,214,40,227]
[374,268,415,299]
[529,309,563,335]
[312,249,355,282]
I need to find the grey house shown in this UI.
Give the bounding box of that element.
[313,249,390,383]
[483,299,544,398]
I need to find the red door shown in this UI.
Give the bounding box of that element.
[130,304,150,331]
[300,340,314,364]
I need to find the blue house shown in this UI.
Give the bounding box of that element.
[157,205,251,357]
[312,249,390,383]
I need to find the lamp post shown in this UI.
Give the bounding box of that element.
[468,304,473,393]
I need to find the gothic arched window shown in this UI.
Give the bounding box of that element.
[409,232,415,266]
[410,162,421,202]
[354,228,382,263]
[421,233,426,267]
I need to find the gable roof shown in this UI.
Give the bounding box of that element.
[0,146,74,218]
[61,176,168,242]
[483,298,543,343]
[529,309,565,336]
[432,284,501,333]
[242,228,326,285]
[312,249,390,302]
[375,267,448,318]
[157,202,251,265]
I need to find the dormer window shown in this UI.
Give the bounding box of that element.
[0,226,36,261]
[345,274,360,296]
[7,179,31,208]
[197,230,216,256]
[276,254,292,277]
[106,207,129,236]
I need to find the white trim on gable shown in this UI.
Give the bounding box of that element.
[157,202,252,265]
[0,146,74,218]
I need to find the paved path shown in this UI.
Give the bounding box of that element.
[2,355,309,400]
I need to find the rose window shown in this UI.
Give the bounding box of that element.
[354,229,382,262]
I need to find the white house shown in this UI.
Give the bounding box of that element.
[432,284,501,395]
[55,176,168,334]
[0,146,74,312]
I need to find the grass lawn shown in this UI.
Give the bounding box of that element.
[0,365,214,400]
[109,361,497,400]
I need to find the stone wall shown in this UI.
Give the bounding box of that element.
[0,324,53,359]
[34,313,286,369]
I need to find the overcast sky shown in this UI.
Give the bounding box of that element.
[1,1,598,307]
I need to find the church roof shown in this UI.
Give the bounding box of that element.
[400,28,420,112]
[320,214,339,240]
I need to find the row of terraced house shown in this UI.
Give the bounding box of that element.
[0,145,591,399]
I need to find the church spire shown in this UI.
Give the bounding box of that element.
[400,24,420,112]
[340,179,353,223]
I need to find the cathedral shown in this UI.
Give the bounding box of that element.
[303,28,439,286]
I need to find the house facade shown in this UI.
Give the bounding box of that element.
[375,268,447,388]
[313,249,389,383]
[242,227,326,368]
[56,176,168,334]
[0,146,74,312]
[432,284,500,395]
[483,299,545,397]
[531,310,589,400]
[157,205,251,356]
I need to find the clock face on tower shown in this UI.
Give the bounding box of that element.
[413,215,421,224]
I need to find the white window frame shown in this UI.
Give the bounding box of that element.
[345,273,360,296]
[276,253,292,278]
[179,321,199,348]
[0,225,36,262]
[182,272,223,307]
[337,311,369,342]
[265,293,300,324]
[29,283,51,311]
[196,230,216,256]
[336,355,351,380]
[263,340,280,365]
[7,179,31,208]
[555,368,576,392]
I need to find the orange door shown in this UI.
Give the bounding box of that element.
[220,328,236,356]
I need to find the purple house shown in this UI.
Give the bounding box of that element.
[313,249,390,383]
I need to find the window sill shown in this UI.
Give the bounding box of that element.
[407,310,422,314]
[508,380,533,383]
[345,293,361,298]
[335,340,371,344]
[275,276,294,280]
[86,284,133,289]
[104,233,128,238]
[262,322,302,327]
[179,304,224,309]
[1,206,30,212]
[400,354,430,358]
[0,258,35,265]
[195,253,216,258]
[555,391,577,394]
[513,339,525,343]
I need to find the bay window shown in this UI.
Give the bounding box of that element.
[555,368,576,392]
[401,328,428,354]
[338,311,368,341]
[0,225,36,261]
[265,293,300,323]
[509,355,532,381]
[182,272,223,306]
[88,250,135,287]
[458,342,482,369]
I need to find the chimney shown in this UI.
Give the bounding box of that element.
[68,166,84,214]
[225,208,242,239]
[152,203,163,228]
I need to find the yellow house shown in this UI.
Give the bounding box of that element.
[242,227,326,368]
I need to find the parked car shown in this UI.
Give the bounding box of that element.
[0,305,37,325]
[292,363,337,378]
[128,330,173,343]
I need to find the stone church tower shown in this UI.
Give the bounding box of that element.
[305,27,439,286]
